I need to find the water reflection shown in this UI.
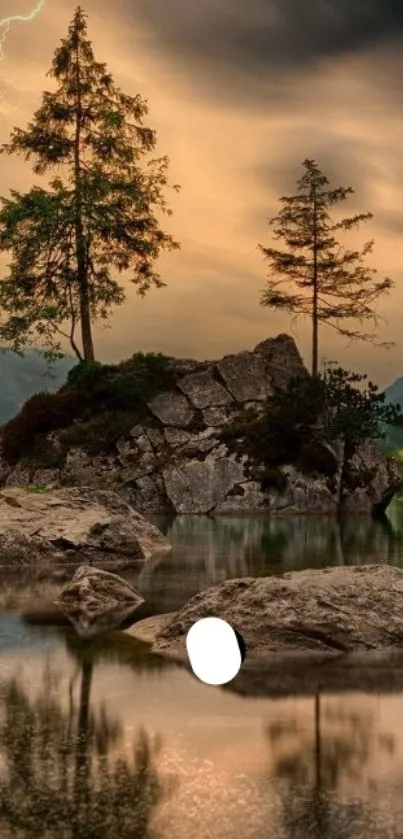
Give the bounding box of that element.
[142,504,403,611]
[1,618,403,837]
[1,502,403,618]
[267,694,397,838]
[0,637,174,838]
[268,696,394,789]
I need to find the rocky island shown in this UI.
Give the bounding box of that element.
[0,333,400,516]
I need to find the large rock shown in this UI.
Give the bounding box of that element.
[255,333,307,389]
[163,451,246,513]
[57,565,144,637]
[0,486,170,567]
[340,439,402,514]
[269,465,338,514]
[216,351,270,402]
[146,565,403,660]
[177,369,233,408]
[125,565,403,698]
[147,390,195,427]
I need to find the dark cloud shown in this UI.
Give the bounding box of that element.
[254,134,373,196]
[127,0,403,100]
[245,128,379,233]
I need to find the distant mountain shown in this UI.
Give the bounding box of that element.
[0,348,76,425]
[384,376,403,408]
[381,376,403,451]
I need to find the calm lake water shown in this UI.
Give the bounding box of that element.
[2,500,403,837]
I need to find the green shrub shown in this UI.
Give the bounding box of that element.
[1,389,85,465]
[114,352,176,404]
[391,450,403,474]
[219,365,401,485]
[1,351,175,464]
[67,360,106,388]
[67,352,176,410]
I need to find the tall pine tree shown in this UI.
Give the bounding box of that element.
[259,159,393,376]
[0,6,179,361]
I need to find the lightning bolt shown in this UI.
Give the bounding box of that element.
[0,1,46,114]
[0,1,46,62]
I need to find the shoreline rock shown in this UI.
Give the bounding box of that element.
[0,486,171,568]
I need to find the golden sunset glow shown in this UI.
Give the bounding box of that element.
[0,0,402,386]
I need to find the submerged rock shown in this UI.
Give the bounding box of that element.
[57,565,144,637]
[0,486,170,567]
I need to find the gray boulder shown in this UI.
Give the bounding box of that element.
[147,390,195,427]
[57,565,144,637]
[177,369,233,408]
[255,333,307,389]
[163,452,246,513]
[341,439,402,513]
[0,486,170,567]
[216,351,270,402]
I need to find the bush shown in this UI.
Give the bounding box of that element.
[67,360,106,388]
[389,450,403,475]
[67,352,176,410]
[219,365,402,484]
[297,440,338,478]
[1,351,175,464]
[1,389,85,464]
[219,378,319,472]
[320,365,403,447]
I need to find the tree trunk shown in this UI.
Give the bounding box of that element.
[313,692,324,839]
[74,41,95,363]
[74,659,93,811]
[314,692,321,792]
[312,184,319,377]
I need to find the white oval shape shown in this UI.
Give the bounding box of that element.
[186,617,242,685]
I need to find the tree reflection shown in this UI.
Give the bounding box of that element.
[267,693,396,838]
[0,655,173,838]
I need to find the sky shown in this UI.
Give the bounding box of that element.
[0,1,403,387]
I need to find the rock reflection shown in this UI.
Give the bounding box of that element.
[0,646,173,838]
[1,504,403,616]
